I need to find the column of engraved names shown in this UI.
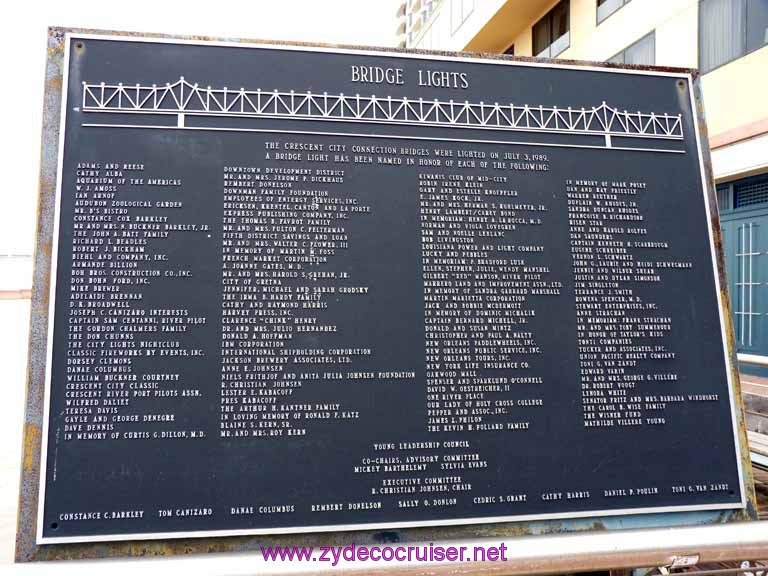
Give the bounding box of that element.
[64,161,208,445]
[419,160,559,434]
[567,179,686,428]
[220,146,373,440]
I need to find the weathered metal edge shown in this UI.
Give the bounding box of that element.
[14,25,755,563]
[688,70,757,517]
[15,25,67,563]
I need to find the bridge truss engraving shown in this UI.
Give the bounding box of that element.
[80,77,686,153]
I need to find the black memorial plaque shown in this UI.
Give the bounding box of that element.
[36,34,745,543]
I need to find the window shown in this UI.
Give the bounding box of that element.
[608,31,655,65]
[717,173,768,211]
[597,0,631,24]
[533,0,570,58]
[700,0,768,73]
[748,0,768,51]
[736,174,768,208]
[451,0,475,34]
[717,183,732,211]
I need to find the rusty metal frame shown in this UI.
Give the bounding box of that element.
[15,26,759,565]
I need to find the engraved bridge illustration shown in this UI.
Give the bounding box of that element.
[80,77,686,153]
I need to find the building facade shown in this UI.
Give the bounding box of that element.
[397,0,768,365]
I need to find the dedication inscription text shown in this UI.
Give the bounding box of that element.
[39,36,743,542]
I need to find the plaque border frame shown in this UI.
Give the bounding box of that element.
[15,27,756,561]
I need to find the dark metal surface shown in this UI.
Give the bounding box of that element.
[15,27,756,563]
